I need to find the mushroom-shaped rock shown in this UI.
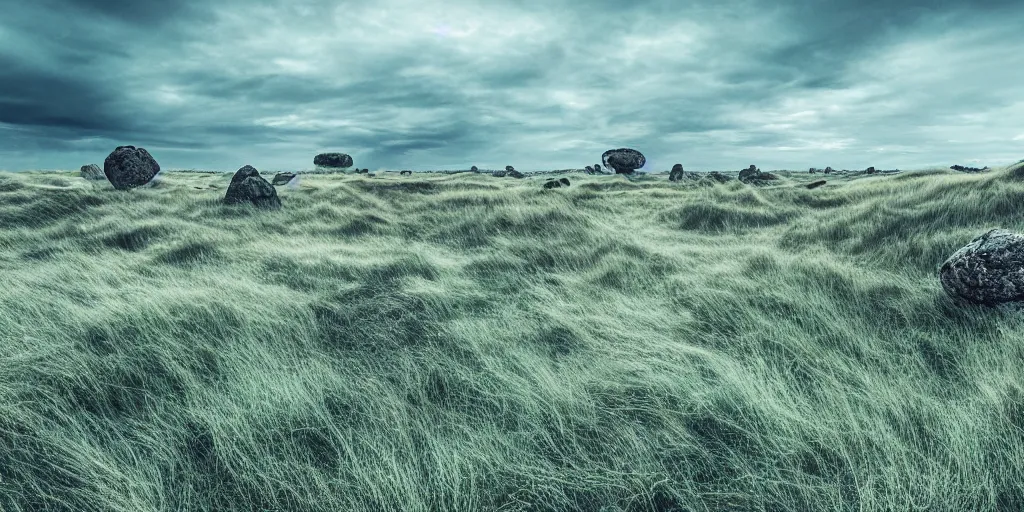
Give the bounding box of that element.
[313,153,353,168]
[80,164,105,180]
[939,228,1024,306]
[806,180,826,189]
[669,163,685,182]
[224,165,281,209]
[271,172,296,185]
[601,148,645,174]
[103,146,161,190]
[470,166,479,172]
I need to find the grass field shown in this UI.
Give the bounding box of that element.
[0,164,1022,511]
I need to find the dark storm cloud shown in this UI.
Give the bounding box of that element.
[1,0,1023,172]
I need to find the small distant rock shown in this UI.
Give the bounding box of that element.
[601,148,645,174]
[806,180,826,189]
[313,153,353,168]
[865,166,876,174]
[271,172,296,185]
[505,165,515,173]
[507,170,524,179]
[103,146,161,190]
[584,165,595,175]
[224,165,281,209]
[950,164,989,173]
[470,166,479,172]
[738,165,778,184]
[704,171,732,183]
[400,170,412,175]
[543,178,571,189]
[80,164,105,180]
[939,228,1024,307]
[594,163,603,174]
[824,167,834,174]
[669,163,685,182]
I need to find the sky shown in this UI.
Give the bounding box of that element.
[2,0,1023,174]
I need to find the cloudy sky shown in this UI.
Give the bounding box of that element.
[2,0,1023,173]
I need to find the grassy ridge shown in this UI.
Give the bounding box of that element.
[0,166,1022,511]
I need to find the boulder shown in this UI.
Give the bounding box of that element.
[601,148,645,174]
[313,153,353,168]
[492,170,508,177]
[507,170,525,179]
[950,164,989,173]
[400,170,413,175]
[865,166,876,174]
[542,177,572,189]
[806,180,826,189]
[271,172,296,185]
[824,167,834,174]
[738,165,778,184]
[80,163,105,180]
[594,163,603,173]
[809,167,818,174]
[584,165,594,175]
[939,228,1024,306]
[103,146,161,190]
[470,166,479,172]
[669,163,685,182]
[505,165,515,172]
[224,165,281,209]
[704,171,732,183]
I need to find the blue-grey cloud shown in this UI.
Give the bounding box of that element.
[1,0,1023,173]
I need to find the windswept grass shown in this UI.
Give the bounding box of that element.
[0,167,1022,511]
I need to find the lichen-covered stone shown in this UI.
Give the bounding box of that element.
[224,165,281,209]
[939,228,1024,306]
[103,146,161,190]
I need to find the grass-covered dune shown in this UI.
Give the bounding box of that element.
[0,165,1022,511]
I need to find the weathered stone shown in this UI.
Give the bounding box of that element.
[865,166,876,174]
[824,167,833,174]
[271,172,296,185]
[505,165,515,172]
[738,165,759,182]
[543,177,571,189]
[103,146,161,190]
[594,163,603,173]
[669,163,685,182]
[80,163,104,180]
[492,170,507,177]
[738,165,778,184]
[951,164,989,173]
[601,148,646,174]
[507,170,524,179]
[313,153,353,168]
[470,166,478,172]
[809,167,818,174]
[806,180,826,189]
[400,170,412,175]
[939,228,1024,306]
[584,165,595,175]
[704,171,732,183]
[224,165,281,209]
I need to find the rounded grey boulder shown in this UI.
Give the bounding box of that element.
[601,148,645,174]
[103,146,161,190]
[313,153,353,168]
[224,165,281,209]
[939,228,1024,306]
[80,163,105,180]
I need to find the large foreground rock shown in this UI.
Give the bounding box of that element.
[601,148,645,174]
[80,164,104,180]
[103,146,161,190]
[939,228,1024,306]
[224,165,281,209]
[313,153,353,168]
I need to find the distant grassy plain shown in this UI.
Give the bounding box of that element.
[0,164,1022,511]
